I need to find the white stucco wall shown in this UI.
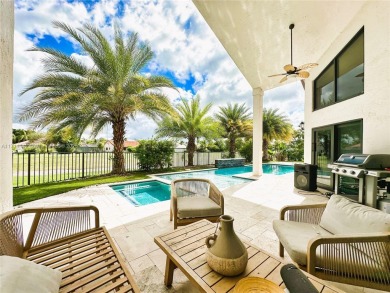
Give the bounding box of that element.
[304,1,390,163]
[0,0,14,212]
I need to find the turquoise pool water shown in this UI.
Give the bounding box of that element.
[111,180,170,206]
[111,164,293,206]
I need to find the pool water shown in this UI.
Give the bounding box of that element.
[111,164,293,206]
[111,180,170,206]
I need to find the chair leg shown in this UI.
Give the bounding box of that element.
[279,242,284,257]
[169,208,172,221]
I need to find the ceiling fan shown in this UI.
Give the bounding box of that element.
[269,24,318,83]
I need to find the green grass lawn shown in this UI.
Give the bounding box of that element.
[13,165,209,206]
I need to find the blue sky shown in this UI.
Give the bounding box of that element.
[13,0,304,140]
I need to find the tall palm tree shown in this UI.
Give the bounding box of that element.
[215,103,252,158]
[156,96,214,166]
[19,22,175,174]
[262,108,293,161]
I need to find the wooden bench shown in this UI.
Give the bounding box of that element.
[0,206,140,293]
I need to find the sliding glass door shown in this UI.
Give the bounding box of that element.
[313,127,333,189]
[312,120,363,190]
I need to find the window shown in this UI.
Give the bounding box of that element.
[315,64,335,109]
[314,29,364,110]
[312,119,363,189]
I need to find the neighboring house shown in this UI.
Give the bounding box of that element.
[76,143,99,153]
[194,1,390,191]
[174,143,187,153]
[104,140,139,152]
[14,140,31,152]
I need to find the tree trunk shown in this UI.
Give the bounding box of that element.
[262,138,269,161]
[187,136,196,166]
[229,136,236,158]
[112,119,125,174]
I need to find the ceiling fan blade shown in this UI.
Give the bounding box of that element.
[284,64,295,72]
[298,63,318,70]
[298,71,310,78]
[268,73,287,77]
[279,76,288,83]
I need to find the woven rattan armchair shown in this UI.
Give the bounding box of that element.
[170,178,224,229]
[0,206,140,292]
[273,195,390,291]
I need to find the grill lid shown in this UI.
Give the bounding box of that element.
[334,154,390,169]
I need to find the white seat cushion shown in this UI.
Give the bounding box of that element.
[273,220,332,265]
[0,255,62,293]
[177,196,222,219]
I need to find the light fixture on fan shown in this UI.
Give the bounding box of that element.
[268,24,318,83]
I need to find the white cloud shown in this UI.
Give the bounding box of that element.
[13,0,304,140]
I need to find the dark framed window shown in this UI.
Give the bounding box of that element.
[312,119,363,189]
[314,28,364,110]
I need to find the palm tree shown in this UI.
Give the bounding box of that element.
[215,103,252,158]
[156,96,215,166]
[19,22,175,174]
[262,108,293,161]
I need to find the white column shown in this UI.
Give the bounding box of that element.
[252,87,264,176]
[0,0,14,213]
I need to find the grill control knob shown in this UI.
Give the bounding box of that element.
[342,169,347,173]
[333,168,339,172]
[350,170,356,175]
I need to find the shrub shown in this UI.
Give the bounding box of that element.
[135,140,174,171]
[239,139,253,163]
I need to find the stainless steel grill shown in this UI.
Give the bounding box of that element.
[328,154,390,208]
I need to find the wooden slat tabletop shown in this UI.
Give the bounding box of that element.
[154,220,345,293]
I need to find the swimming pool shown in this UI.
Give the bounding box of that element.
[111,180,170,206]
[112,164,293,206]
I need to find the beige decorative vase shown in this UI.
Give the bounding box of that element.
[205,215,248,276]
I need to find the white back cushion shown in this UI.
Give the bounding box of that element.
[0,256,62,293]
[319,194,390,234]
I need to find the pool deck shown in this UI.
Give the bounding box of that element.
[15,172,383,293]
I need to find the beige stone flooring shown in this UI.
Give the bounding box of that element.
[17,173,385,293]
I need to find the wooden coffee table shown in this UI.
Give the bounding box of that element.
[154,220,345,292]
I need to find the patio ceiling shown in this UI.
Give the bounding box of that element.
[193,0,366,91]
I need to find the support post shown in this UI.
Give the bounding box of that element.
[0,0,14,212]
[252,87,264,176]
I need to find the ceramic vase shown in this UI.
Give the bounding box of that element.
[205,215,248,276]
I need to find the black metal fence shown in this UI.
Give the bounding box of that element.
[12,151,223,187]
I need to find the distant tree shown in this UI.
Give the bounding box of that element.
[262,108,293,161]
[156,96,215,166]
[19,21,175,174]
[45,127,79,152]
[12,129,28,143]
[286,127,304,161]
[215,103,252,158]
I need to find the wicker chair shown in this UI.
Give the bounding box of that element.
[170,178,224,229]
[273,195,390,291]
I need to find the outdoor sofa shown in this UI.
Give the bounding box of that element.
[273,194,390,291]
[0,206,140,293]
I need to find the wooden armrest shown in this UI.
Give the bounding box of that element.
[280,203,327,224]
[307,233,390,274]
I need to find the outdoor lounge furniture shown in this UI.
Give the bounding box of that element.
[170,178,224,229]
[0,206,140,293]
[273,194,390,291]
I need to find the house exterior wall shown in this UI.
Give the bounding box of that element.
[304,1,390,163]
